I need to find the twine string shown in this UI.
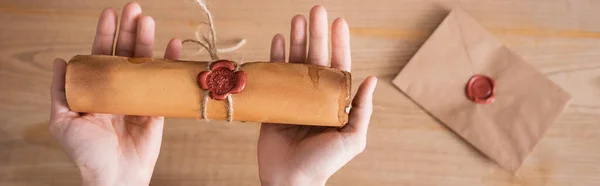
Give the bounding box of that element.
[199,60,239,122]
[182,0,246,60]
[187,0,243,122]
[201,90,211,121]
[226,94,233,122]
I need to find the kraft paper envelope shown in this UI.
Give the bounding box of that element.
[393,9,571,172]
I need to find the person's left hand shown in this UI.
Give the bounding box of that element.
[49,2,182,185]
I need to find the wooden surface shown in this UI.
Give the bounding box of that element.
[1,0,599,185]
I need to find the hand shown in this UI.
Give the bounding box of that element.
[257,5,378,186]
[49,2,182,186]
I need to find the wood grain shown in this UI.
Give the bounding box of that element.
[1,0,599,185]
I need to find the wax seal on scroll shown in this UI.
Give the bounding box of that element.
[197,60,247,100]
[466,75,495,104]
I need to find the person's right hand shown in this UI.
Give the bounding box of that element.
[257,5,378,186]
[49,2,182,185]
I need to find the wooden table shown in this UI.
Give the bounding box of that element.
[1,0,599,185]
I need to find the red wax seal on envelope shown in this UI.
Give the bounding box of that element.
[466,75,495,104]
[197,60,246,100]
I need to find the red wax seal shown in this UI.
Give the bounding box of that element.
[466,75,495,104]
[197,60,247,100]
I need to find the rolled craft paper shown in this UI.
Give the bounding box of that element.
[65,55,351,127]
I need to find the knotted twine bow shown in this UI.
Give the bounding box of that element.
[183,0,246,122]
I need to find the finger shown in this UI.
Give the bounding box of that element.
[115,2,142,56]
[51,58,71,115]
[134,16,155,57]
[331,18,351,72]
[164,38,182,60]
[342,76,378,135]
[91,8,118,55]
[289,15,307,63]
[307,5,329,66]
[270,33,285,62]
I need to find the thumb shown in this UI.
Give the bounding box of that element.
[342,76,378,135]
[50,58,71,116]
[49,58,75,136]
